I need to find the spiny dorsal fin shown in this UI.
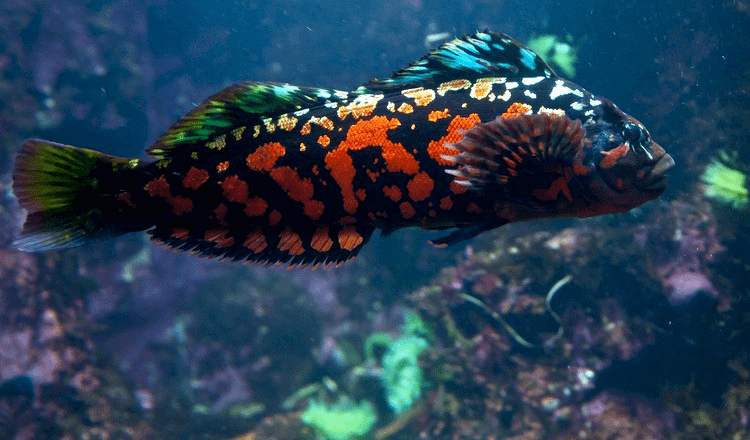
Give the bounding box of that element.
[359,31,557,93]
[148,82,349,159]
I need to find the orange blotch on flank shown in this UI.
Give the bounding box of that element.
[383,185,402,202]
[440,196,453,210]
[399,201,416,219]
[268,210,282,226]
[599,144,629,169]
[450,179,470,195]
[269,166,324,221]
[428,109,451,122]
[407,172,434,202]
[427,114,481,166]
[501,102,533,119]
[397,103,414,114]
[338,226,364,251]
[467,202,482,213]
[216,161,230,173]
[221,175,249,203]
[204,229,235,248]
[170,196,194,216]
[144,176,171,198]
[213,203,228,224]
[402,87,436,106]
[325,116,418,214]
[278,228,304,255]
[183,166,210,190]
[246,142,286,172]
[116,192,136,209]
[144,176,193,215]
[356,188,366,201]
[318,135,331,147]
[533,176,573,202]
[243,228,267,253]
[311,226,334,252]
[244,196,268,216]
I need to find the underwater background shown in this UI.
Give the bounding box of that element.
[0,0,749,439]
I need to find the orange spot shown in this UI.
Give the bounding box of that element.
[407,172,434,202]
[300,123,312,135]
[318,135,331,147]
[503,157,517,168]
[116,192,136,209]
[221,175,249,203]
[573,161,590,176]
[440,196,453,210]
[402,87,435,106]
[311,226,334,252]
[244,228,267,253]
[216,161,230,173]
[383,185,402,202]
[144,176,193,215]
[277,114,298,131]
[437,79,471,95]
[269,166,324,221]
[278,228,304,255]
[428,109,451,122]
[311,116,335,131]
[244,196,268,216]
[338,226,364,251]
[533,176,573,202]
[325,116,419,214]
[144,176,171,198]
[246,142,286,172]
[356,188,367,201]
[599,144,629,169]
[213,203,228,225]
[204,229,234,247]
[399,202,416,219]
[501,102,533,119]
[183,166,209,190]
[450,179,470,195]
[397,103,414,114]
[268,210,282,226]
[171,228,190,240]
[366,170,380,182]
[427,114,481,166]
[467,202,482,213]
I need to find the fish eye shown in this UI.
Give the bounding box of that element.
[623,124,642,144]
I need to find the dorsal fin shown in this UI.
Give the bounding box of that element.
[147,82,349,159]
[359,31,557,93]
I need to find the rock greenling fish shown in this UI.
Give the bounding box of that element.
[12,32,674,269]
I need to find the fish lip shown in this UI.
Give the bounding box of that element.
[636,153,675,192]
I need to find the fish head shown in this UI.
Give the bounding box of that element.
[577,98,674,213]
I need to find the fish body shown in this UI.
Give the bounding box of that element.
[12,32,673,268]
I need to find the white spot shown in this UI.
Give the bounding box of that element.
[521,76,545,85]
[324,102,338,108]
[584,109,595,117]
[550,81,574,100]
[505,82,519,90]
[570,102,584,111]
[499,90,512,101]
[590,99,602,106]
[334,90,349,100]
[294,108,310,117]
[524,90,537,99]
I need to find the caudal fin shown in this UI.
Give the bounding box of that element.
[12,139,133,251]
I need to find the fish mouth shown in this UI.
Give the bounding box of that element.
[636,153,675,192]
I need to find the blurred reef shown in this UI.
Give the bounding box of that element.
[2,0,750,439]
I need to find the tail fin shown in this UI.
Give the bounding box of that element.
[12,139,134,251]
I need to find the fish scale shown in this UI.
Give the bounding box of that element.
[11,32,673,268]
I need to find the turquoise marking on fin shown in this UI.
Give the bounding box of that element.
[148,82,349,158]
[361,31,557,93]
